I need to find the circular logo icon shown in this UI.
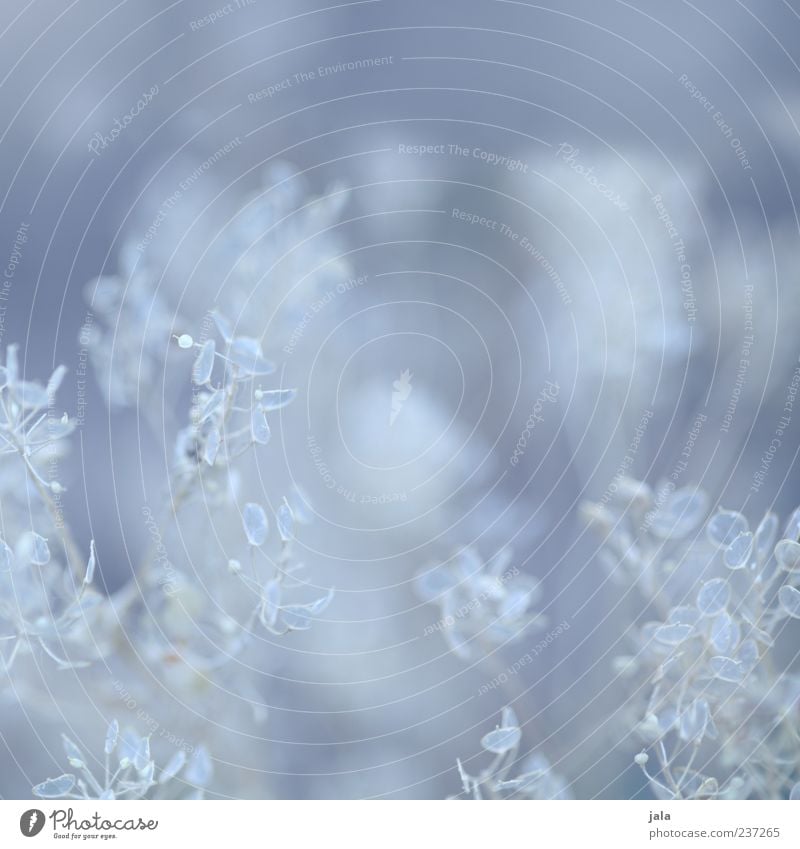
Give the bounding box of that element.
[19,810,46,837]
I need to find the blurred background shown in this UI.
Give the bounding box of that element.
[1,0,800,799]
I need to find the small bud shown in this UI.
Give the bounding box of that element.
[50,482,65,494]
[228,559,241,574]
[177,334,194,349]
[634,752,649,767]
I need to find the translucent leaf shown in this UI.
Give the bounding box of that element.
[277,501,294,542]
[774,539,800,573]
[16,380,49,409]
[654,624,694,645]
[203,426,221,466]
[138,760,155,784]
[257,388,297,411]
[709,656,745,683]
[300,587,334,615]
[84,540,97,584]
[6,344,18,384]
[280,606,313,630]
[710,612,740,656]
[159,749,186,784]
[228,337,275,376]
[737,639,759,673]
[134,736,151,772]
[21,532,51,566]
[251,407,271,445]
[706,510,749,549]
[62,735,85,769]
[414,565,458,601]
[211,310,233,343]
[260,580,281,628]
[679,698,709,744]
[118,730,139,767]
[667,606,701,627]
[649,488,708,539]
[287,487,313,524]
[481,726,521,754]
[724,532,753,570]
[754,512,779,562]
[46,365,68,397]
[242,503,268,546]
[501,705,519,730]
[778,585,800,619]
[696,579,730,617]
[199,390,224,422]
[192,340,216,385]
[783,506,800,543]
[104,719,119,755]
[33,774,76,798]
[184,746,213,787]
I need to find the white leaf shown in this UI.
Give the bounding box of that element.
[211,310,233,343]
[724,532,753,570]
[243,503,268,546]
[104,719,119,755]
[481,726,521,754]
[778,585,800,619]
[229,338,275,375]
[61,735,85,769]
[775,539,800,573]
[46,365,68,397]
[159,749,186,784]
[696,579,730,617]
[754,512,779,562]
[203,426,221,466]
[184,746,213,787]
[33,774,75,798]
[84,540,97,584]
[257,388,297,411]
[654,624,694,645]
[192,340,216,385]
[134,736,151,772]
[277,501,294,542]
[251,407,271,445]
[707,510,749,549]
[709,656,745,683]
[260,580,281,628]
